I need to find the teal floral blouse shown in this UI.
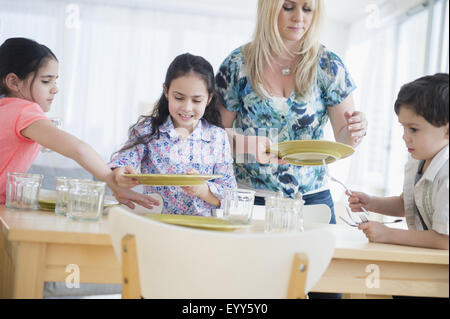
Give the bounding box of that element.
[215,45,356,198]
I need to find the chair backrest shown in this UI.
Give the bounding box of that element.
[303,204,332,224]
[108,206,335,299]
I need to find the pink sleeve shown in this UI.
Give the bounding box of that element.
[15,103,50,141]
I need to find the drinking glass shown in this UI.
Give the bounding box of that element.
[5,172,43,210]
[264,193,304,233]
[221,189,255,223]
[66,179,106,221]
[55,177,92,216]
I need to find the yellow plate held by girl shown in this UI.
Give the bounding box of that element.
[123,173,222,186]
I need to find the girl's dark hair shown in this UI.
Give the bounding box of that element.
[0,37,58,96]
[394,73,449,127]
[114,53,223,158]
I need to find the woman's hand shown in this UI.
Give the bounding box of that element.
[245,135,286,165]
[112,166,140,188]
[358,221,391,243]
[328,95,368,147]
[344,111,368,146]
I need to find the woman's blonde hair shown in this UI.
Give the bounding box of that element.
[243,0,324,98]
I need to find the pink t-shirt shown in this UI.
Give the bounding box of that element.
[0,97,49,203]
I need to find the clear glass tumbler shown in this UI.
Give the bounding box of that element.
[55,177,84,216]
[264,193,304,233]
[221,189,255,223]
[66,179,106,221]
[5,172,43,210]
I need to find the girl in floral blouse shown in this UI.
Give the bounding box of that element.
[110,53,237,216]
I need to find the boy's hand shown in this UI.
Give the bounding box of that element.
[347,190,371,212]
[358,221,391,243]
[181,169,208,198]
[113,166,140,188]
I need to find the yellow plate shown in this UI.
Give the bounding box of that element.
[124,174,222,186]
[269,140,354,166]
[39,205,55,212]
[38,198,119,207]
[38,201,56,211]
[38,190,119,211]
[144,214,253,232]
[38,189,58,205]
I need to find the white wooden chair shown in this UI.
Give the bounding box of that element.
[108,206,335,299]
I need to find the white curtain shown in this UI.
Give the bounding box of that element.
[0,0,256,168]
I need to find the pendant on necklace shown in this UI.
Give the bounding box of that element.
[282,68,291,76]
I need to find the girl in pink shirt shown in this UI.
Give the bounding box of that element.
[0,37,159,209]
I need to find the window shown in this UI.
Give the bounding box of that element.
[332,0,449,204]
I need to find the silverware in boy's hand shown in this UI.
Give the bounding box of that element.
[339,215,403,227]
[329,175,370,215]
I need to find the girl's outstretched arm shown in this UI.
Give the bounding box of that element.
[112,166,140,188]
[21,119,160,210]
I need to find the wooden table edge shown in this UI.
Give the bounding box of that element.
[7,229,113,246]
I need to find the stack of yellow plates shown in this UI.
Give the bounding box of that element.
[38,190,120,212]
[269,140,354,166]
[144,214,253,231]
[124,174,222,186]
[38,197,57,211]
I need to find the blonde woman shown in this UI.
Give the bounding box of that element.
[216,0,368,225]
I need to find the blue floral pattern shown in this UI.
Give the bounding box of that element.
[109,117,237,216]
[215,45,356,198]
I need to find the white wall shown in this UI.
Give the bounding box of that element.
[321,19,351,58]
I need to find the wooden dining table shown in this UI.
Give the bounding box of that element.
[0,204,448,299]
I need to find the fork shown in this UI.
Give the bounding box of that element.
[321,160,370,215]
[339,216,360,227]
[339,215,403,227]
[328,175,370,215]
[344,205,366,225]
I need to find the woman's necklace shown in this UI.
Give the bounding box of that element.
[281,67,291,76]
[272,58,296,76]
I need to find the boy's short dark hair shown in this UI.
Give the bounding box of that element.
[394,73,449,127]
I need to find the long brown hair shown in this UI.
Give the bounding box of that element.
[112,53,223,160]
[0,37,58,97]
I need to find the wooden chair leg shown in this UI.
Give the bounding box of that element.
[121,234,141,299]
[286,253,309,299]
